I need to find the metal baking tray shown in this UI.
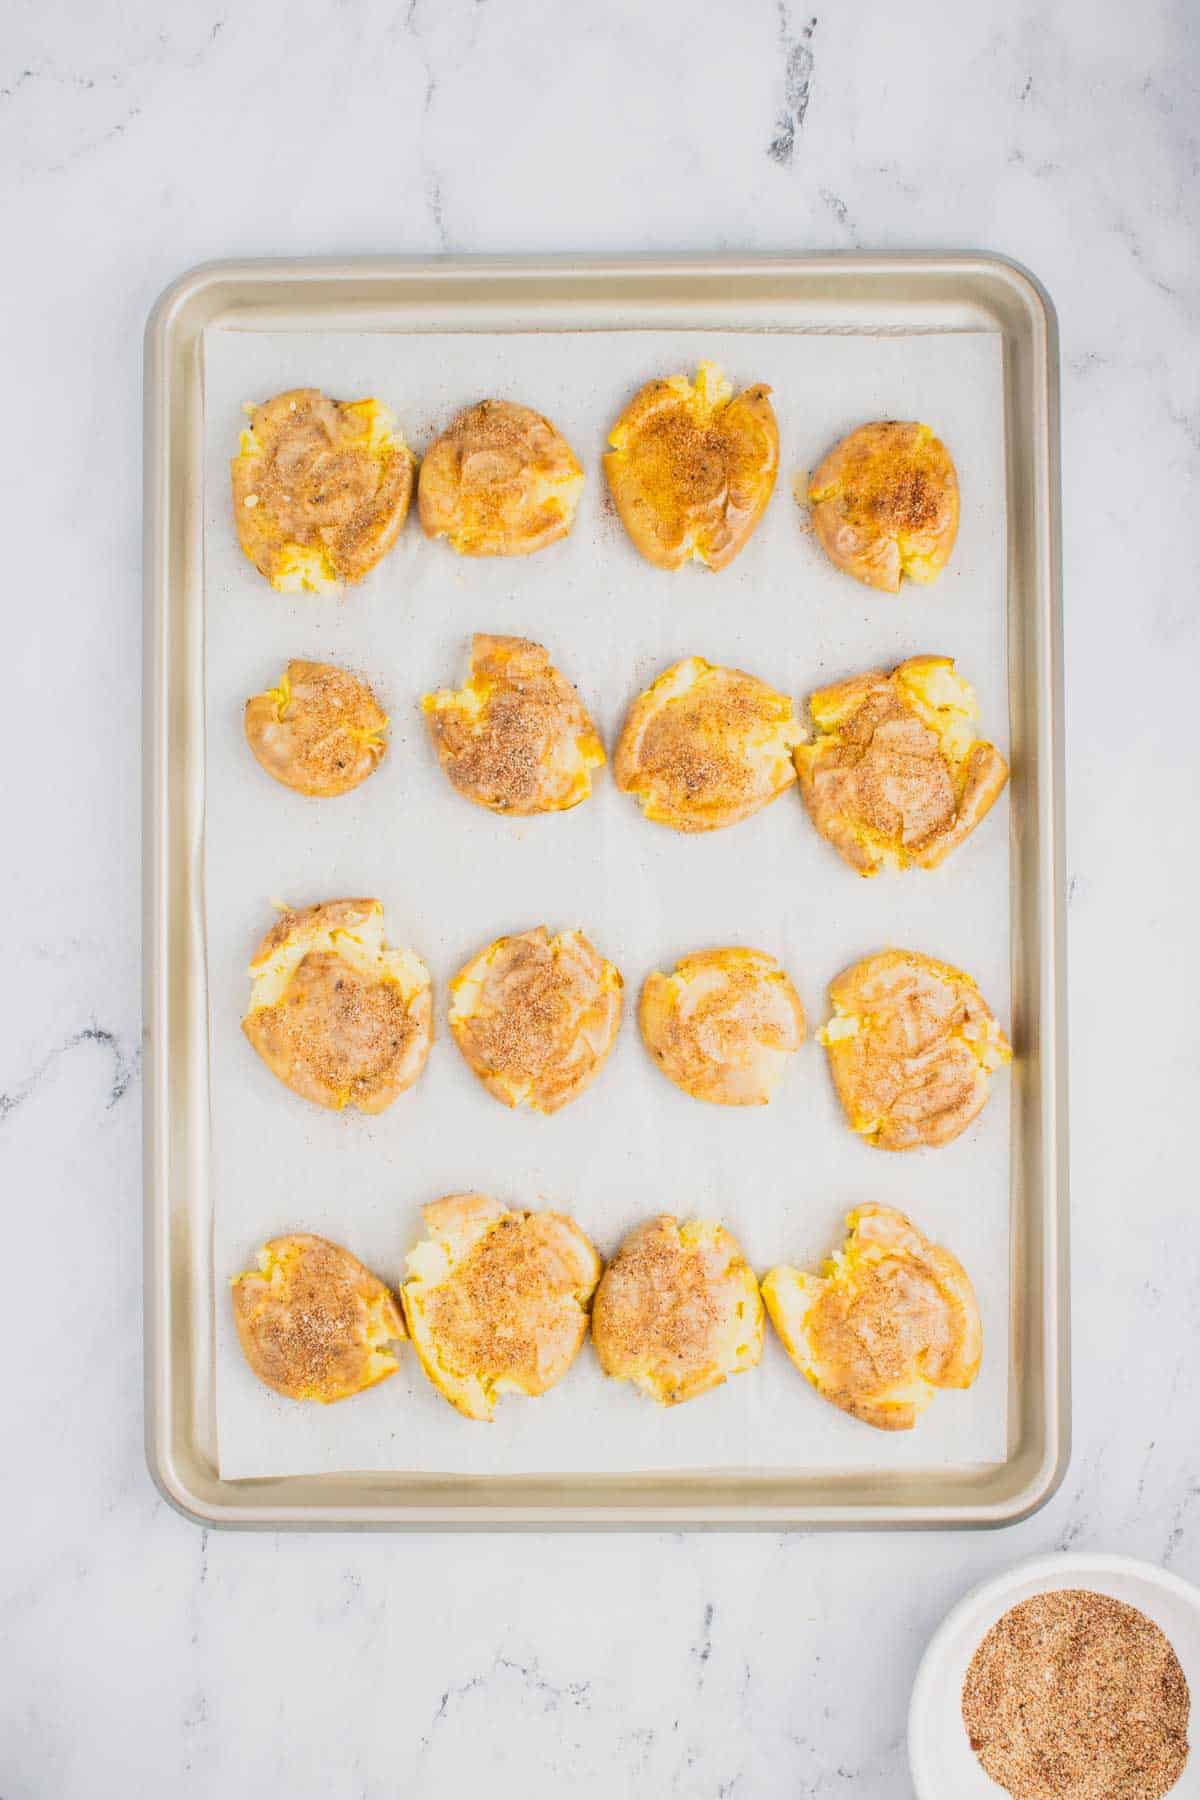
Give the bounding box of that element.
[143,253,1067,1528]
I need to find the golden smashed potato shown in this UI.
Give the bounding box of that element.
[592,1216,763,1405]
[819,949,1011,1151]
[242,898,432,1113]
[231,389,415,592]
[418,399,584,556]
[244,659,388,797]
[448,926,623,1114]
[604,361,778,570]
[422,634,605,815]
[401,1193,600,1421]
[806,420,959,592]
[230,1233,404,1403]
[795,656,1009,875]
[762,1205,982,1430]
[639,947,805,1106]
[615,656,804,832]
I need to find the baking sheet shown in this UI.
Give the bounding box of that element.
[202,326,1011,1480]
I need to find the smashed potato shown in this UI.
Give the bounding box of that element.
[604,361,778,570]
[418,399,583,556]
[401,1193,600,1420]
[819,949,1011,1150]
[422,634,604,815]
[592,1216,763,1405]
[639,947,805,1105]
[244,659,388,797]
[231,389,414,592]
[806,420,958,592]
[615,656,804,832]
[762,1205,982,1430]
[242,898,432,1113]
[230,1233,404,1402]
[795,656,1008,874]
[448,926,623,1114]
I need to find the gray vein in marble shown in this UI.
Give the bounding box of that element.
[621,1723,656,1774]
[766,5,816,166]
[420,1654,592,1753]
[690,1601,715,1671]
[1164,1481,1200,1565]
[1006,146,1062,179]
[867,159,921,200]
[50,104,145,174]
[1163,391,1200,454]
[0,66,103,99]
[3,16,226,179]
[1138,69,1200,183]
[1054,1446,1106,1552]
[786,1725,906,1794]
[183,1691,208,1734]
[28,933,103,963]
[1056,1514,1086,1554]
[0,1024,139,1121]
[818,188,859,245]
[1069,349,1199,463]
[1067,350,1117,376]
[403,0,451,250]
[1111,210,1185,304]
[4,1544,92,1624]
[1136,1439,1158,1504]
[427,173,448,251]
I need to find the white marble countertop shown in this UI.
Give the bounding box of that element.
[3,0,1198,1793]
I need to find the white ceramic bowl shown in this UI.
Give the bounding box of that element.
[909,1552,1200,1798]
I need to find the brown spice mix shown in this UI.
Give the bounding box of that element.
[961,1588,1189,1800]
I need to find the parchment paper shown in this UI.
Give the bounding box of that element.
[202,326,1011,1479]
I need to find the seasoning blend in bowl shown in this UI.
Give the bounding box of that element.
[908,1555,1200,1800]
[961,1589,1190,1800]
